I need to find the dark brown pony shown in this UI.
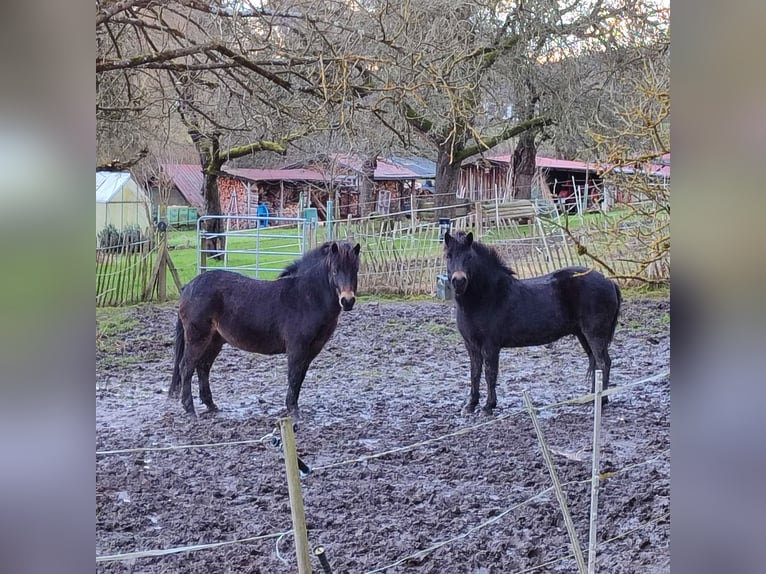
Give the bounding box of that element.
[444,231,621,414]
[169,241,361,416]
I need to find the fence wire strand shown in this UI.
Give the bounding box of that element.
[313,408,526,472]
[96,434,274,456]
[96,530,290,563]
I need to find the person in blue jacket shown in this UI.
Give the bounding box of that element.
[256,201,270,228]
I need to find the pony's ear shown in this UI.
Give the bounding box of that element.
[331,242,339,253]
[444,231,452,246]
[353,243,361,255]
[465,232,473,246]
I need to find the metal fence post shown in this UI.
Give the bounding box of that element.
[326,200,334,241]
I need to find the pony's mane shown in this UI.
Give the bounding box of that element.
[332,242,360,267]
[471,240,516,278]
[278,241,358,278]
[278,243,329,278]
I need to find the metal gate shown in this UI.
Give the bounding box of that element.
[196,214,317,278]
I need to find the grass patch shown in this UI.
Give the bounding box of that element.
[619,284,670,300]
[358,293,435,303]
[424,323,454,336]
[97,307,140,355]
[97,307,139,339]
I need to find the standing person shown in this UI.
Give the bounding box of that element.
[257,201,270,228]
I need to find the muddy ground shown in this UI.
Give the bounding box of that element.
[96,296,669,573]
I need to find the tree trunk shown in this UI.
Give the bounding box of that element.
[199,136,226,258]
[358,155,377,217]
[511,130,537,200]
[434,145,463,219]
[202,167,226,257]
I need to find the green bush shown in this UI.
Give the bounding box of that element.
[98,224,147,253]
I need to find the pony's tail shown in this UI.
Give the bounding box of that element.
[610,281,622,344]
[170,316,184,398]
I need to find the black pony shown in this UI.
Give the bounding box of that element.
[444,231,621,414]
[169,241,361,417]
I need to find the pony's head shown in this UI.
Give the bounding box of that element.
[279,241,361,310]
[444,231,474,296]
[326,241,361,311]
[444,231,513,296]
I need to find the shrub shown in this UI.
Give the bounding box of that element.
[98,224,147,253]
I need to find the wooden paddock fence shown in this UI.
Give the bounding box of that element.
[96,232,183,307]
[96,203,668,306]
[96,239,156,307]
[331,212,666,296]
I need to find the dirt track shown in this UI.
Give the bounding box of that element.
[96,296,669,573]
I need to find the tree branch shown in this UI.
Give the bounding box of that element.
[222,140,288,161]
[456,116,553,162]
[97,147,149,171]
[96,0,152,26]
[97,43,217,72]
[211,45,293,91]
[403,103,435,136]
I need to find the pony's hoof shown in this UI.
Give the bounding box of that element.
[286,408,302,421]
[200,406,219,417]
[462,403,477,415]
[481,405,496,416]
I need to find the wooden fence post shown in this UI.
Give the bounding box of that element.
[475,201,483,239]
[588,370,604,574]
[278,417,313,574]
[157,230,167,302]
[523,390,587,574]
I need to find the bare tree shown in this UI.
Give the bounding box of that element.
[309,0,669,212]
[96,0,376,249]
[97,0,669,231]
[535,37,670,284]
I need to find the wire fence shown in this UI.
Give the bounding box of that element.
[96,370,669,568]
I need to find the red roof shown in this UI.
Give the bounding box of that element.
[161,164,331,210]
[288,154,436,180]
[486,155,599,172]
[162,164,204,210]
[483,154,670,179]
[226,167,327,182]
[327,154,434,180]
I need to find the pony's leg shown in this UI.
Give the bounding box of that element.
[586,337,612,406]
[285,349,318,418]
[168,317,185,399]
[179,351,200,415]
[463,342,483,414]
[482,346,501,414]
[575,332,597,397]
[196,336,224,413]
[179,328,211,415]
[597,348,612,406]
